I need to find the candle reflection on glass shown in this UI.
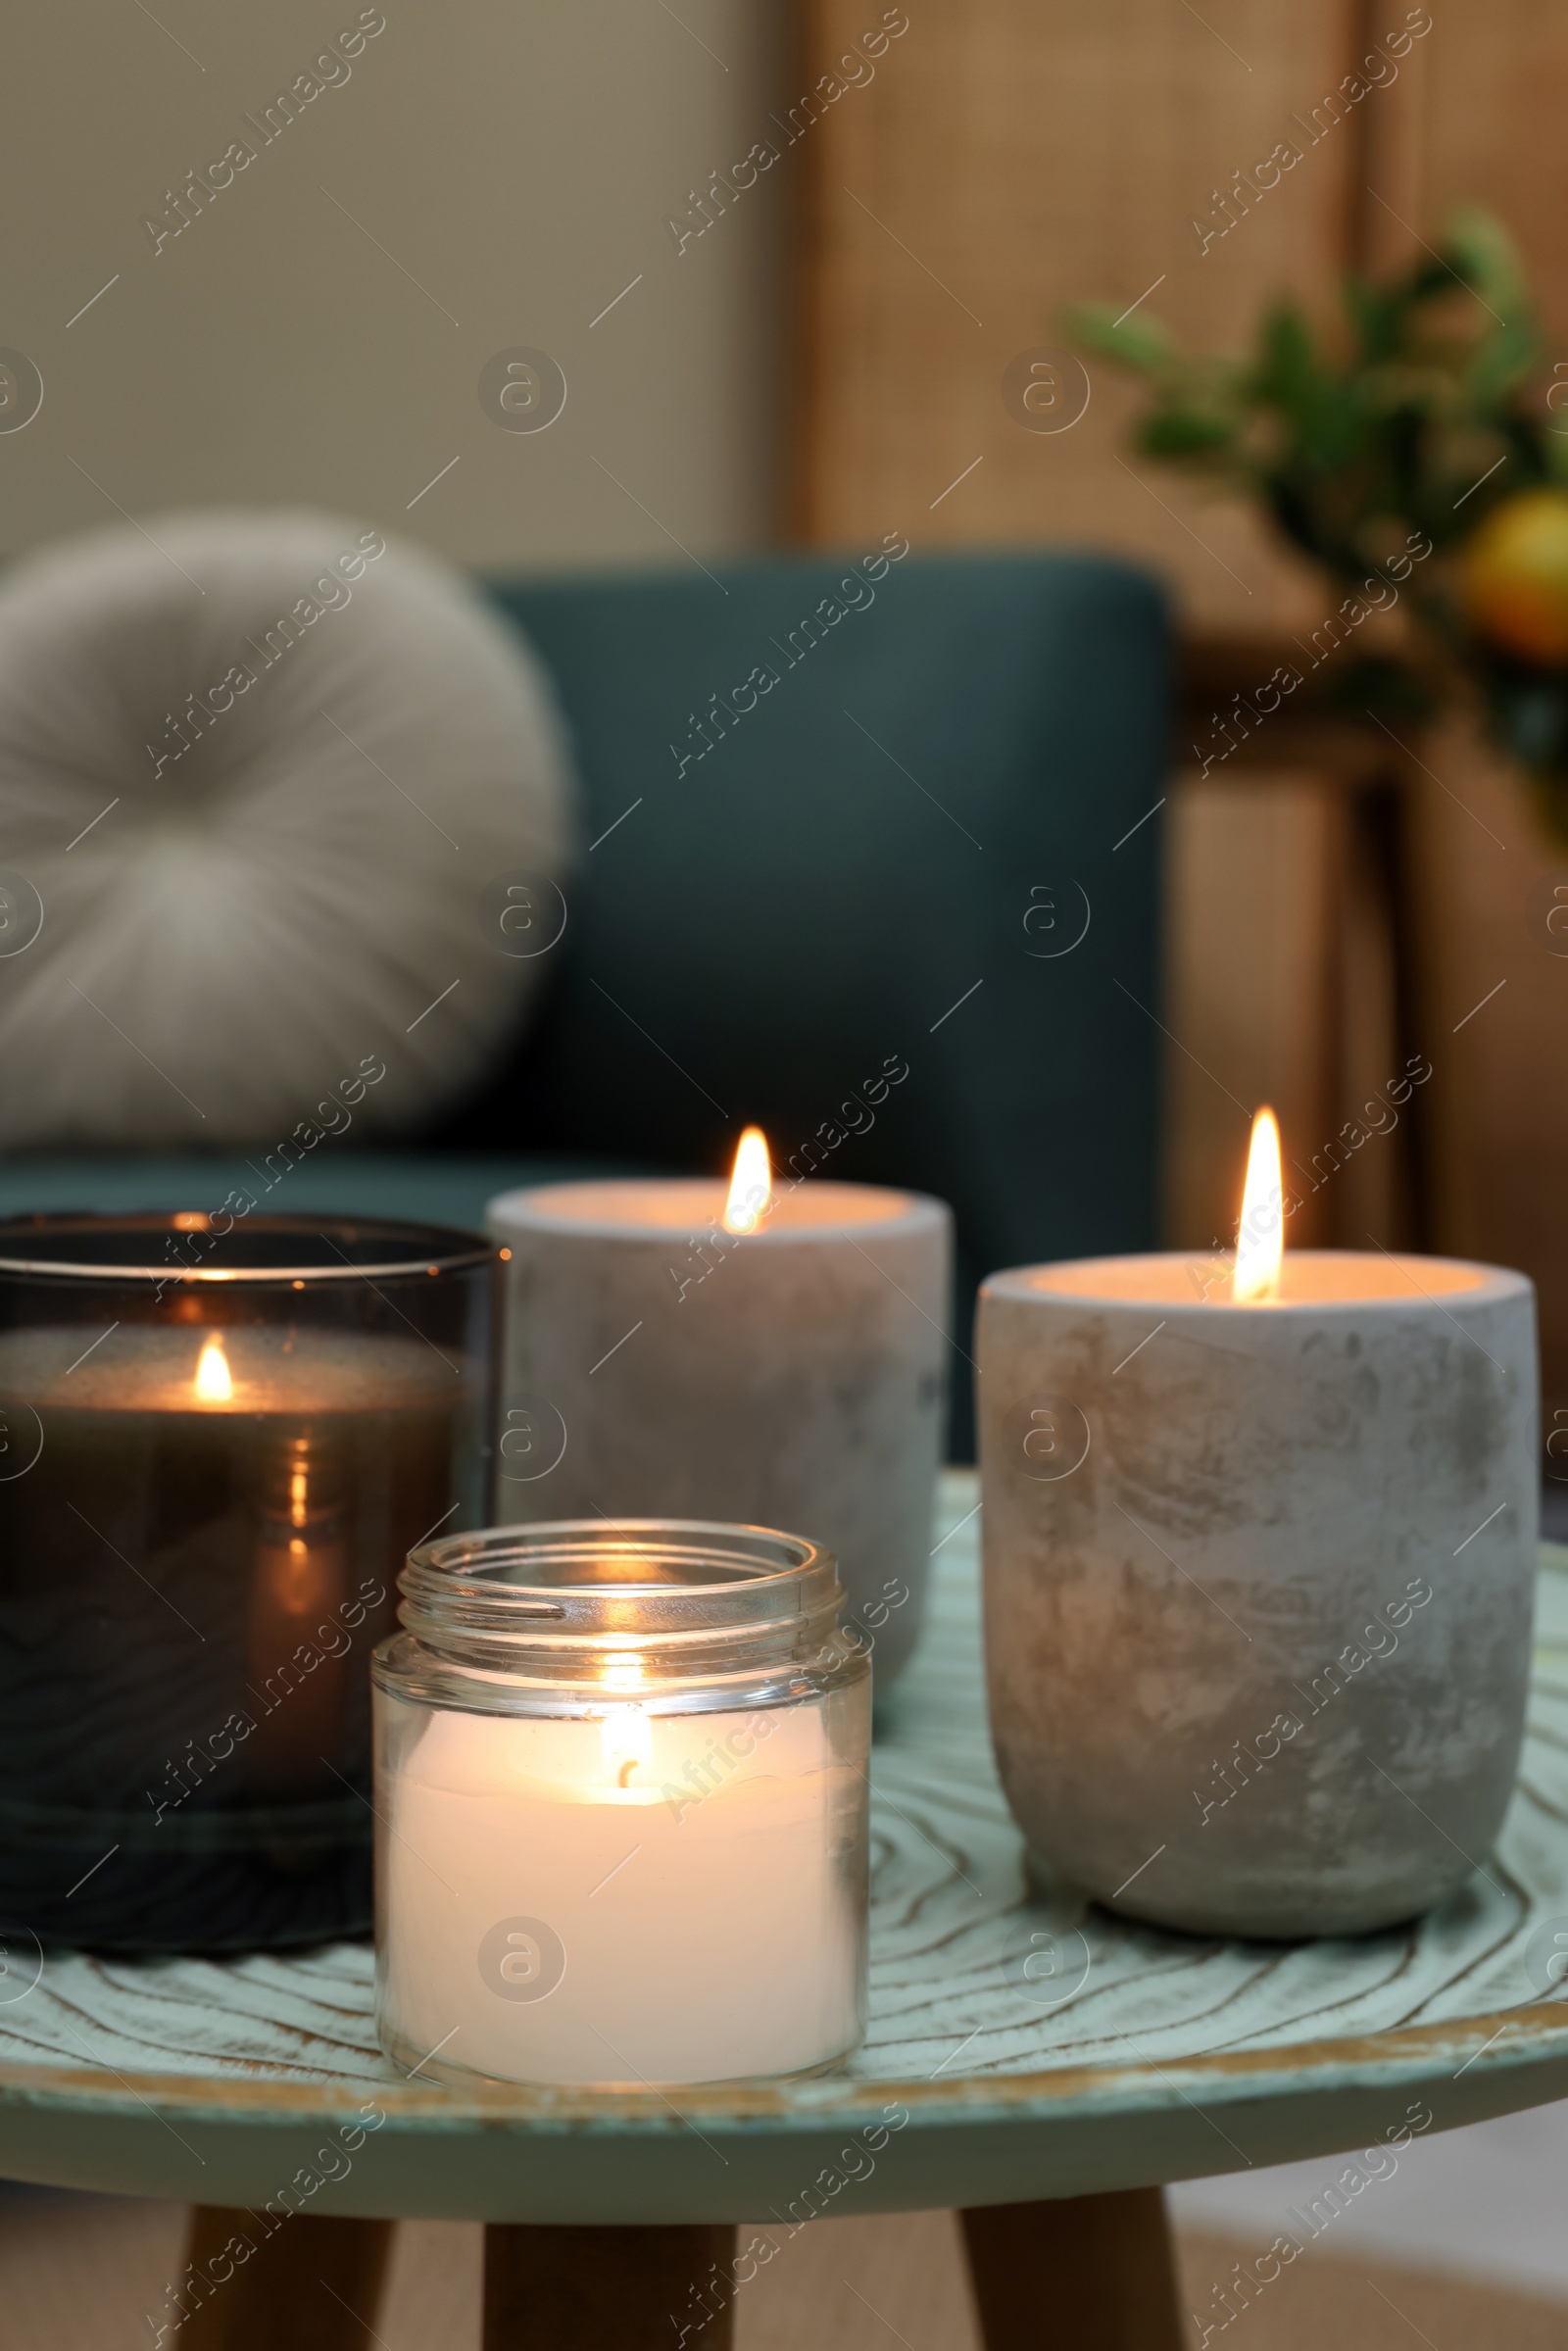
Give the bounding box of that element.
[0,1213,496,1951]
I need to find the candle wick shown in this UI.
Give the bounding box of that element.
[618,1759,638,1788]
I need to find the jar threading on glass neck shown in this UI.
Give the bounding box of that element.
[392,1518,857,1686]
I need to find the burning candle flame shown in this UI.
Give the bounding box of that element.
[193,1334,233,1401]
[722,1125,771,1235]
[1235,1106,1284,1302]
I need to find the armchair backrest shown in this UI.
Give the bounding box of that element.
[448,549,1169,1447]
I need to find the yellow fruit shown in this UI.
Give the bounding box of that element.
[1464,487,1568,665]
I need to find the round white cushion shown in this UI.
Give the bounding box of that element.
[0,511,575,1149]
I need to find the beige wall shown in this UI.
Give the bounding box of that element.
[3,0,785,572]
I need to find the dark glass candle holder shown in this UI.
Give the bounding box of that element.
[0,1212,497,1954]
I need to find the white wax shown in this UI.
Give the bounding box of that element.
[379,1696,863,2087]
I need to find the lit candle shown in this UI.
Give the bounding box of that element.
[977,1108,1538,1938]
[373,1519,869,2087]
[0,1213,494,1950]
[486,1135,952,1686]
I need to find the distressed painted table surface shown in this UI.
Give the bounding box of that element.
[2,1473,1567,2224]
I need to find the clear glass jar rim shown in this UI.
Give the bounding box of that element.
[0,1210,494,1284]
[400,1517,842,1643]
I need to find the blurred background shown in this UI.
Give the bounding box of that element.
[10,0,1568,1426]
[9,3,1568,2345]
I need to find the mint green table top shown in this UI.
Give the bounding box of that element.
[1,1475,1565,2224]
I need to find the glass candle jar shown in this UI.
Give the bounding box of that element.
[0,1212,497,1952]
[373,1520,871,2089]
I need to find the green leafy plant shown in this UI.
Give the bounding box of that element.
[1069,210,1568,837]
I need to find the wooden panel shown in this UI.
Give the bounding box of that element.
[1378,0,1568,317]
[1403,716,1568,1416]
[1163,773,1339,1248]
[794,0,1383,629]
[1333,781,1408,1245]
[1356,3,1568,1415]
[1164,767,1408,1253]
[1379,0,1568,1435]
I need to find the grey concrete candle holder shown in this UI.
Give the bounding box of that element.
[489,1180,952,1689]
[977,1252,1539,1938]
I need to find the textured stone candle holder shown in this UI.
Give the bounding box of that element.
[488,1180,952,1687]
[977,1251,1538,1938]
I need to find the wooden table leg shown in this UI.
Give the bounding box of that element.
[484,2222,739,2348]
[174,2207,394,2349]
[960,2188,1185,2351]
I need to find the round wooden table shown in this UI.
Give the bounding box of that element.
[3,1476,1567,2348]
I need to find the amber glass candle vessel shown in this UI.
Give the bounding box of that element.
[0,1212,496,1951]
